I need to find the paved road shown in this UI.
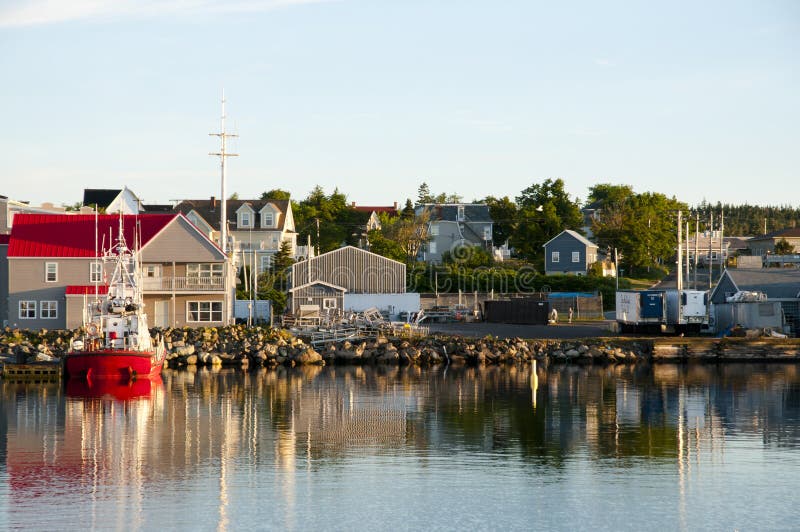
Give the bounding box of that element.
[427,321,614,339]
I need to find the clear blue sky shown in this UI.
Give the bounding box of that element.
[1,0,798,208]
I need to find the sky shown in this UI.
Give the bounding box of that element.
[1,0,798,209]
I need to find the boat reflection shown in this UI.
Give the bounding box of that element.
[65,375,164,400]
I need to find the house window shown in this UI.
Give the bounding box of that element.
[572,251,580,263]
[260,255,272,272]
[552,251,560,263]
[187,263,224,277]
[430,224,439,236]
[45,262,58,282]
[483,226,491,241]
[457,206,465,221]
[187,301,223,322]
[261,212,274,228]
[429,242,437,254]
[240,212,251,228]
[323,298,337,309]
[40,301,58,319]
[143,264,161,278]
[19,301,36,319]
[90,262,103,283]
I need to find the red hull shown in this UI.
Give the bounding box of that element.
[65,349,165,380]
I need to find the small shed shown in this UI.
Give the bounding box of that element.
[288,281,347,314]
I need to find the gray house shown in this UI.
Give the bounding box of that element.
[710,268,800,335]
[542,230,599,276]
[416,203,493,263]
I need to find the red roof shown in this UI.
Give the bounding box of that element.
[0,234,10,245]
[8,214,177,257]
[65,285,110,295]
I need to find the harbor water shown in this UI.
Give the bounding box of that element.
[2,363,799,530]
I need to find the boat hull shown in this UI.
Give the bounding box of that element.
[66,375,163,399]
[65,349,165,380]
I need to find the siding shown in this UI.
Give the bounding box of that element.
[0,244,7,324]
[292,247,405,294]
[291,284,344,314]
[544,233,597,275]
[141,217,225,263]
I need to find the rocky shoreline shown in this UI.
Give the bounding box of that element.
[1,325,799,370]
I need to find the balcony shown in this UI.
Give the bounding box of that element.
[142,276,227,292]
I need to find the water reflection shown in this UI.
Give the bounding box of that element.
[2,363,799,530]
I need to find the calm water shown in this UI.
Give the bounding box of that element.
[2,363,799,531]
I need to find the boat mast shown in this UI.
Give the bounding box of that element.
[209,90,238,255]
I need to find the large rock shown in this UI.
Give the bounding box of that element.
[295,348,323,365]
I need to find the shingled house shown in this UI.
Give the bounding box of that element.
[173,197,299,271]
[416,203,493,263]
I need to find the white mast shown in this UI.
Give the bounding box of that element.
[209,90,238,254]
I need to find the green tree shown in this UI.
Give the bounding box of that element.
[775,238,795,255]
[293,186,367,253]
[260,189,291,201]
[367,229,407,262]
[417,182,434,204]
[401,199,415,219]
[592,190,686,272]
[483,195,517,244]
[512,179,583,264]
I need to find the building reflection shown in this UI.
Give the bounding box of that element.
[2,362,800,526]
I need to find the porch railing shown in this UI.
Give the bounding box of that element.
[142,276,226,292]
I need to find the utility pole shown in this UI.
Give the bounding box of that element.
[315,218,320,256]
[708,212,713,290]
[677,210,683,291]
[694,213,699,289]
[209,90,238,254]
[719,210,725,281]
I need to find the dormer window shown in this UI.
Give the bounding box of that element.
[240,212,251,227]
[261,212,274,228]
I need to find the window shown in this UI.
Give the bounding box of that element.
[260,255,272,272]
[552,251,560,263]
[19,301,36,319]
[572,251,580,263]
[143,264,161,278]
[430,224,439,236]
[429,242,437,254]
[457,206,465,221]
[90,262,103,283]
[40,301,58,319]
[45,262,58,282]
[261,212,274,228]
[483,226,491,241]
[187,301,223,322]
[187,263,224,277]
[323,298,337,309]
[240,212,251,228]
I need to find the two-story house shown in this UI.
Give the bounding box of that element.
[174,197,298,271]
[5,213,233,329]
[416,203,493,263]
[543,230,599,276]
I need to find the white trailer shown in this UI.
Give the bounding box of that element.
[665,289,709,334]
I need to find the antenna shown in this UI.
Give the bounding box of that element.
[209,89,238,254]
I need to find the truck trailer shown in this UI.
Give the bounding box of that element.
[616,290,667,333]
[616,289,709,334]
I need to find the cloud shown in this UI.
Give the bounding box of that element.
[0,0,336,28]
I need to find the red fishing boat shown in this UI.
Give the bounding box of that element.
[66,215,166,380]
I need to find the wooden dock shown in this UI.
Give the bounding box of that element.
[1,362,63,382]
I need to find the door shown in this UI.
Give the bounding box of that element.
[154,300,170,327]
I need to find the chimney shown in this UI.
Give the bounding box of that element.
[393,201,398,209]
[210,196,216,211]
[352,201,356,207]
